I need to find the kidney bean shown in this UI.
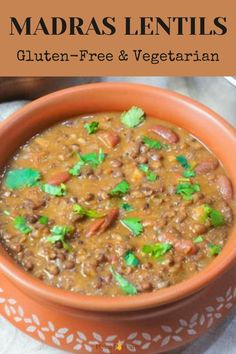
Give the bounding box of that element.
[195,159,218,175]
[218,201,233,223]
[149,125,179,143]
[47,171,70,185]
[174,240,199,256]
[217,175,233,202]
[159,232,198,256]
[86,209,119,237]
[99,131,120,148]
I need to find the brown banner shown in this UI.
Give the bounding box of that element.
[0,0,235,76]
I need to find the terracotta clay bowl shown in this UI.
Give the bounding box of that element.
[0,83,236,354]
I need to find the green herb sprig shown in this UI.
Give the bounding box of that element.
[138,164,157,182]
[47,225,73,251]
[121,106,145,128]
[5,168,41,190]
[73,204,104,218]
[120,217,143,236]
[110,180,130,197]
[110,267,137,295]
[84,121,99,135]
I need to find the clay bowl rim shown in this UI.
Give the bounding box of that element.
[0,82,236,313]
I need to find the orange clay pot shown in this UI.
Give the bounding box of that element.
[0,83,236,353]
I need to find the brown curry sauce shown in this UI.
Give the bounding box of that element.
[0,108,234,296]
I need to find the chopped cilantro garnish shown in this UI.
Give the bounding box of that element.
[142,243,172,259]
[176,182,200,200]
[5,168,41,190]
[73,204,104,218]
[121,106,145,128]
[110,180,130,196]
[208,244,221,256]
[69,161,84,176]
[204,205,225,227]
[13,216,32,234]
[110,267,137,295]
[69,149,105,176]
[120,203,134,212]
[193,236,204,244]
[142,136,162,150]
[38,215,49,225]
[183,169,196,178]
[124,251,139,267]
[120,217,143,236]
[47,225,73,251]
[176,155,190,169]
[41,183,67,197]
[176,156,196,178]
[84,121,99,135]
[80,149,105,167]
[138,164,157,182]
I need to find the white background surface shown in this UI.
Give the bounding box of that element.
[0,77,236,354]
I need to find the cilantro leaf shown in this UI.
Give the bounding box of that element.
[73,204,104,218]
[13,216,32,234]
[38,215,49,225]
[142,243,172,259]
[192,204,225,228]
[41,183,67,197]
[138,164,157,182]
[110,180,130,196]
[120,217,143,236]
[124,251,139,267]
[120,203,134,212]
[183,169,196,178]
[176,156,196,178]
[110,267,137,295]
[142,136,162,150]
[203,205,225,227]
[69,149,105,176]
[69,161,84,176]
[121,106,145,128]
[193,236,204,244]
[5,168,41,190]
[209,209,225,227]
[84,121,99,135]
[176,182,200,200]
[47,225,73,251]
[80,148,105,167]
[208,244,221,256]
[176,155,190,169]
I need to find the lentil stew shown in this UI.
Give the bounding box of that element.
[0,107,235,296]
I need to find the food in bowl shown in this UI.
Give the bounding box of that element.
[0,107,234,296]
